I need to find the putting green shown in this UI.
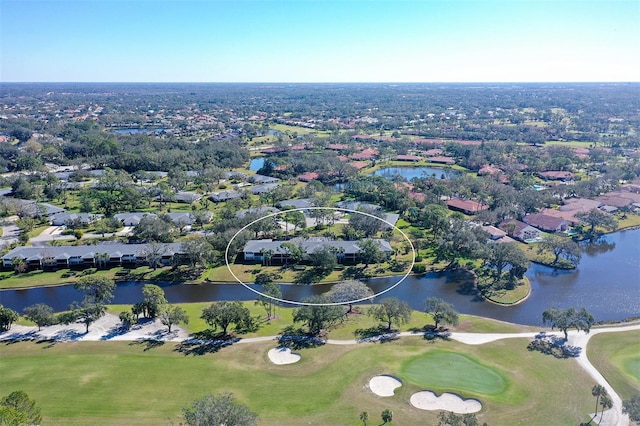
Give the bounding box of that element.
[624,358,640,382]
[401,351,507,395]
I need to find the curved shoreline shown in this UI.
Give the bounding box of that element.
[482,277,533,307]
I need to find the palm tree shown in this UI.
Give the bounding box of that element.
[599,394,613,424]
[591,385,607,421]
[359,411,369,425]
[11,257,26,274]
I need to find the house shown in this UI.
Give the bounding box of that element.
[478,165,502,176]
[297,172,320,182]
[539,208,580,224]
[336,201,381,211]
[50,212,102,227]
[174,191,203,204]
[348,161,370,170]
[164,211,212,227]
[482,225,507,240]
[223,171,248,181]
[114,212,157,227]
[523,213,569,232]
[395,154,422,162]
[498,219,541,242]
[446,198,489,215]
[209,190,243,202]
[351,148,379,161]
[249,183,279,194]
[235,206,280,218]
[1,242,184,271]
[249,174,280,184]
[559,198,603,213]
[539,171,576,181]
[279,198,314,211]
[242,237,392,264]
[595,194,635,209]
[327,144,350,151]
[427,156,456,165]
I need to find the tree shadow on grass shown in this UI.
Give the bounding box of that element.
[277,326,326,350]
[354,325,400,343]
[294,268,328,284]
[527,332,581,358]
[100,324,130,340]
[340,266,368,280]
[408,324,452,343]
[129,339,165,352]
[154,266,203,281]
[173,329,240,356]
[1,330,39,344]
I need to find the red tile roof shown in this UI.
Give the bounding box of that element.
[428,156,456,165]
[297,172,320,182]
[446,198,489,214]
[395,154,422,162]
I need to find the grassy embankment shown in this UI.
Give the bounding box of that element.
[106,302,538,338]
[0,330,595,425]
[587,330,640,400]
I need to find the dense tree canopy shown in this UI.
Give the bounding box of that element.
[182,393,257,426]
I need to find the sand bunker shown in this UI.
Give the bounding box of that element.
[268,347,301,365]
[410,391,482,413]
[369,375,402,397]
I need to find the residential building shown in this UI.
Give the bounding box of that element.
[446,198,489,215]
[2,243,184,271]
[523,213,569,232]
[242,237,392,264]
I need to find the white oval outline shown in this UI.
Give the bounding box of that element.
[224,207,416,306]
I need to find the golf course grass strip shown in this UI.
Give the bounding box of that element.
[401,350,507,395]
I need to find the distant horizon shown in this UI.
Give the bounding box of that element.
[2,0,637,83]
[2,81,638,85]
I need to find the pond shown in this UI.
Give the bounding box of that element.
[249,157,266,171]
[1,230,639,326]
[372,166,460,181]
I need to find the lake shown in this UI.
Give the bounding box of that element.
[1,229,638,326]
[373,166,460,181]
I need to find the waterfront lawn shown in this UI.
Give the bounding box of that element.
[107,302,538,339]
[587,329,640,399]
[0,266,173,290]
[0,337,594,425]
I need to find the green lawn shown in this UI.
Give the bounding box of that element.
[0,266,169,289]
[106,301,536,339]
[402,350,507,395]
[587,330,640,400]
[0,337,595,425]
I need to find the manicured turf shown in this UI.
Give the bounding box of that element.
[0,337,596,425]
[587,329,640,399]
[401,351,507,395]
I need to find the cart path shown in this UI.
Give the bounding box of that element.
[2,317,638,425]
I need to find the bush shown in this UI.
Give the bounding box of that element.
[412,264,427,274]
[415,256,423,262]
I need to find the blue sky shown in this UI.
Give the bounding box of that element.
[1,0,638,82]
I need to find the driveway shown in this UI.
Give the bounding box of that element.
[0,223,20,249]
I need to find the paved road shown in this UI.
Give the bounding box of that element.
[0,221,19,249]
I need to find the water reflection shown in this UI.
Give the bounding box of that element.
[1,230,639,326]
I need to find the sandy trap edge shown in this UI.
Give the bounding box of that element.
[410,390,482,413]
[267,347,301,365]
[368,375,402,397]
